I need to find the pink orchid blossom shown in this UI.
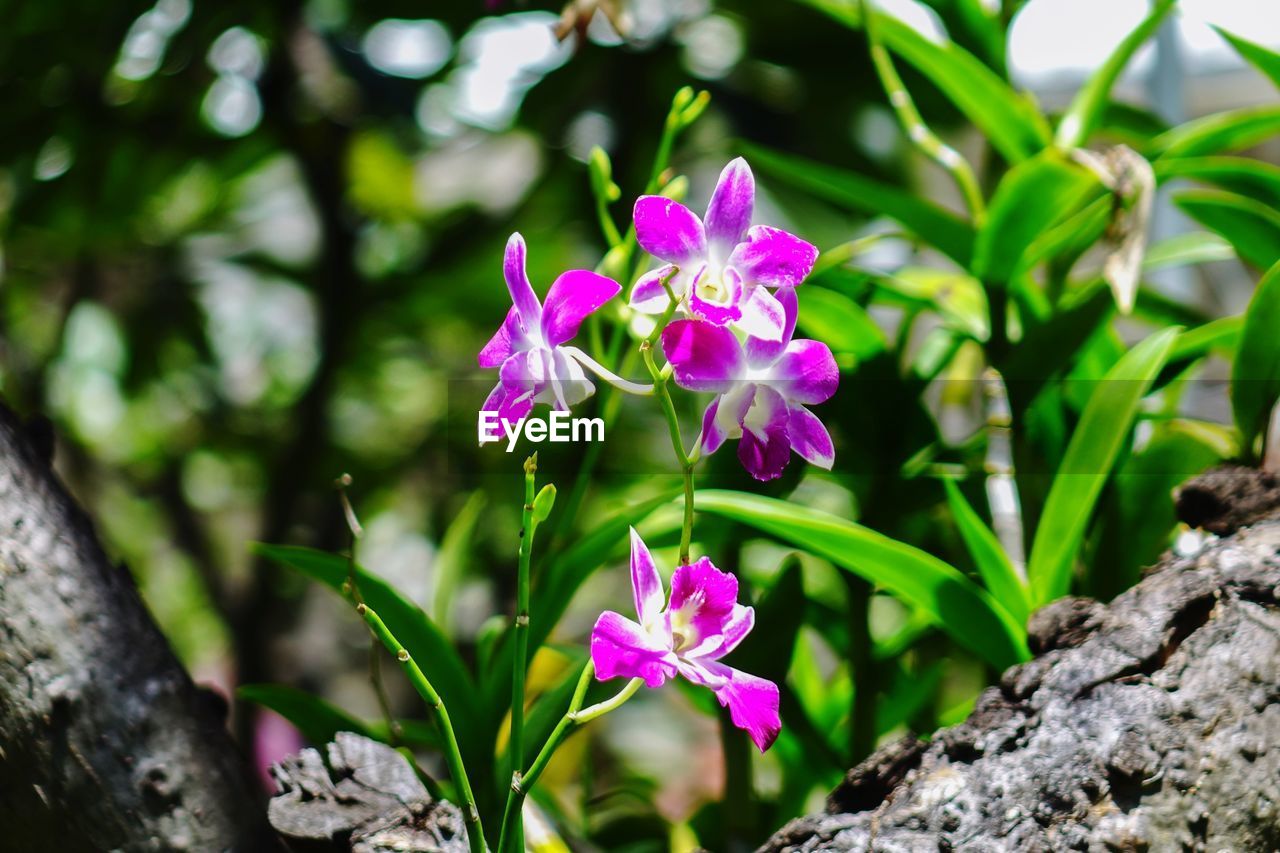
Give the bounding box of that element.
[478,233,624,423]
[662,288,837,481]
[590,528,781,752]
[629,157,817,342]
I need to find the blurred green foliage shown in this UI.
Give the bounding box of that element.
[3,0,1280,849]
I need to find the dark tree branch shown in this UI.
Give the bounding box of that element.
[0,399,274,851]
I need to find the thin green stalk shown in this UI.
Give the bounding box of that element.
[505,454,539,853]
[641,279,697,563]
[498,663,643,853]
[357,602,485,853]
[546,90,706,550]
[595,193,623,249]
[864,3,986,226]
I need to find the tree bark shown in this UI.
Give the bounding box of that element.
[760,468,1280,852]
[0,401,272,851]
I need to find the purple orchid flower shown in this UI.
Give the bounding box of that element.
[662,288,837,481]
[478,233,622,422]
[590,528,781,752]
[629,157,818,342]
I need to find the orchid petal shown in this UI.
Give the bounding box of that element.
[735,285,785,343]
[704,662,782,753]
[704,157,754,261]
[630,264,681,314]
[590,611,675,688]
[745,287,798,365]
[482,382,508,416]
[634,196,707,266]
[688,265,744,326]
[547,348,594,410]
[788,405,835,469]
[773,339,839,405]
[668,558,739,653]
[700,398,727,456]
[661,320,745,394]
[504,233,542,330]
[683,603,755,660]
[542,270,621,347]
[630,527,665,626]
[479,306,523,368]
[738,385,791,481]
[728,225,818,289]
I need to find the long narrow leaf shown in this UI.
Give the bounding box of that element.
[695,490,1029,669]
[1142,232,1234,271]
[1027,327,1180,604]
[974,154,1100,283]
[873,12,1050,163]
[1214,26,1280,89]
[1232,260,1280,457]
[253,544,483,758]
[745,144,975,266]
[1174,189,1280,270]
[1151,104,1280,159]
[433,491,486,637]
[943,479,1030,624]
[789,0,1050,162]
[239,684,372,745]
[1155,157,1280,211]
[1055,0,1175,148]
[799,287,888,360]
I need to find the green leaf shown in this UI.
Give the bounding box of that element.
[873,267,990,341]
[1174,189,1280,270]
[734,557,807,685]
[1213,26,1280,89]
[1155,156,1280,210]
[1055,0,1175,148]
[1002,282,1115,414]
[1027,327,1180,604]
[1016,193,1112,278]
[1232,259,1280,457]
[1089,421,1227,600]
[943,479,1030,625]
[694,490,1029,669]
[239,684,372,745]
[1142,232,1234,271]
[1152,104,1280,159]
[744,143,975,266]
[974,153,1100,283]
[876,661,943,736]
[433,491,486,637]
[798,287,888,360]
[253,545,483,754]
[873,12,1050,163]
[1167,315,1242,365]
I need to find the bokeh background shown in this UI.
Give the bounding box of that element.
[2,0,1277,848]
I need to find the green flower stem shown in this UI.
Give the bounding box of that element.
[548,89,707,551]
[356,602,485,853]
[504,455,539,853]
[864,3,986,226]
[499,662,642,853]
[636,278,697,564]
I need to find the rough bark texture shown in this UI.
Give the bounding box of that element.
[269,732,468,853]
[761,467,1280,852]
[0,402,272,851]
